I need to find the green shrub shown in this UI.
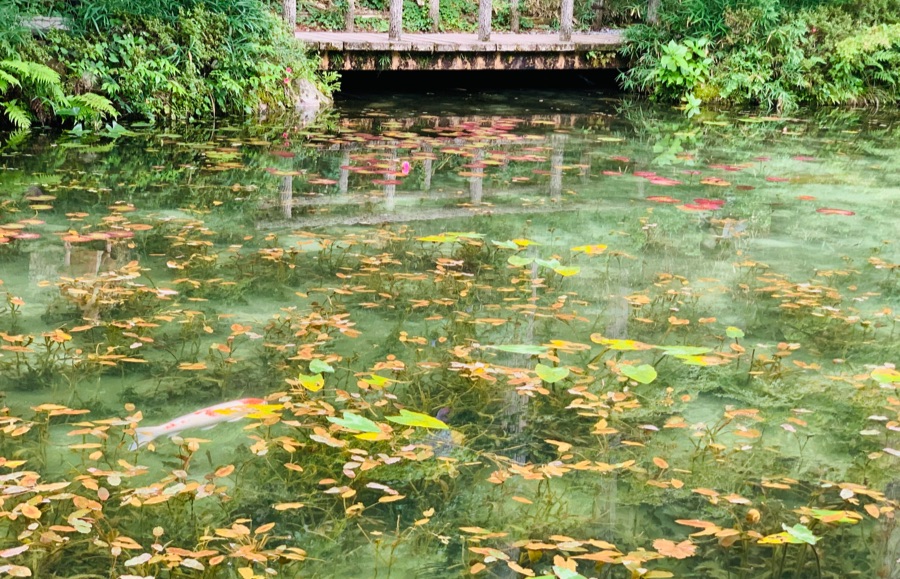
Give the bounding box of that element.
[621,0,900,113]
[3,0,330,125]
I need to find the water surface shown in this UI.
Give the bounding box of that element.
[0,93,898,578]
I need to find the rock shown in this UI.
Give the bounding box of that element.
[260,77,332,123]
[23,16,68,32]
[291,78,332,114]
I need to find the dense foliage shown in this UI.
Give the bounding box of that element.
[622,0,900,113]
[1,0,330,128]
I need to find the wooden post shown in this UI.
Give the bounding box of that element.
[346,0,356,32]
[429,0,440,32]
[510,0,519,33]
[647,0,660,24]
[549,133,566,201]
[477,0,492,42]
[280,176,293,219]
[283,0,296,28]
[422,144,434,192]
[389,0,403,40]
[559,0,574,41]
[338,149,351,195]
[591,0,605,30]
[469,149,484,204]
[383,149,398,212]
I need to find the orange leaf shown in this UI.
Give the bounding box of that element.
[653,539,697,559]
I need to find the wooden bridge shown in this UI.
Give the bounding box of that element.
[291,0,624,71]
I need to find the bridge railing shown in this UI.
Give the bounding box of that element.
[344,0,576,42]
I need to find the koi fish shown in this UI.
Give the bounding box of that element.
[130,398,274,450]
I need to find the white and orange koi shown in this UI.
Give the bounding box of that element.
[130,398,278,450]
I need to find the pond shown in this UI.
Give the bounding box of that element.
[0,92,898,579]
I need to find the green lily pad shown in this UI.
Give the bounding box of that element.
[552,266,581,277]
[488,344,549,355]
[872,367,900,384]
[620,364,658,384]
[492,240,519,250]
[508,255,535,267]
[309,359,334,374]
[783,523,818,545]
[327,411,381,434]
[535,363,570,383]
[386,409,449,429]
[297,373,324,392]
[726,326,745,339]
[656,345,713,356]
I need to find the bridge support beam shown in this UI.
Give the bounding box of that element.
[389,0,403,40]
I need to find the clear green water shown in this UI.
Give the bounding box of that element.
[0,94,898,578]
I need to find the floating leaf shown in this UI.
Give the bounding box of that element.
[552,567,586,579]
[327,412,381,434]
[726,326,745,339]
[508,255,534,267]
[386,409,448,429]
[492,240,519,250]
[619,364,658,384]
[571,244,607,255]
[534,258,561,269]
[274,502,305,510]
[591,335,654,351]
[309,359,335,374]
[675,355,728,366]
[297,373,325,392]
[487,344,549,355]
[809,509,861,525]
[552,266,581,277]
[871,367,900,384]
[656,345,712,356]
[653,539,697,559]
[783,523,818,545]
[124,553,152,566]
[417,234,453,243]
[535,364,569,383]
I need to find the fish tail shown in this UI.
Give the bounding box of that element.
[129,427,161,451]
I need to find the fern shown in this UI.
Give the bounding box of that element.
[69,92,119,119]
[2,100,30,130]
[0,60,61,87]
[0,68,20,91]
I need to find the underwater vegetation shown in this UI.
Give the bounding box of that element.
[0,98,898,578]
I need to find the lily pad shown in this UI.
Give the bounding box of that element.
[535,364,570,383]
[309,359,334,374]
[487,344,549,355]
[327,411,381,434]
[508,255,534,267]
[386,409,449,430]
[620,364,658,384]
[726,326,745,339]
[297,373,324,392]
